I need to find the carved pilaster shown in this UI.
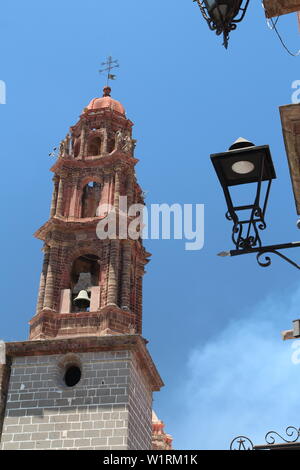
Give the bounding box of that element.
[126,173,134,208]
[35,246,50,315]
[107,240,120,306]
[64,181,73,218]
[79,125,86,159]
[114,170,121,213]
[43,248,56,310]
[136,272,143,334]
[99,129,106,155]
[121,241,132,309]
[50,176,59,217]
[64,133,71,158]
[102,128,108,153]
[56,177,64,216]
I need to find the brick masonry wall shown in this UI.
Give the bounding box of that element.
[0,350,153,450]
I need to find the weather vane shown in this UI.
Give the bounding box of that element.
[99,56,119,86]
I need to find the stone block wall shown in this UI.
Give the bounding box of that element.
[127,355,152,449]
[0,350,152,450]
[0,361,11,439]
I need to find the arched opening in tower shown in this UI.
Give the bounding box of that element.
[70,254,100,312]
[73,139,81,158]
[87,136,102,156]
[81,181,101,218]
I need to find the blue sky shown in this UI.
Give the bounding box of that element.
[1,0,300,450]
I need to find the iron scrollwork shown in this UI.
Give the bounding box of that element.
[226,206,267,251]
[230,436,254,451]
[264,426,300,445]
[226,241,300,270]
[230,426,300,450]
[221,150,272,252]
[256,250,300,270]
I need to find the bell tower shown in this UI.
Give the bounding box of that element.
[0,86,163,450]
[31,85,148,339]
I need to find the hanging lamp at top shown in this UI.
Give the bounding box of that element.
[193,0,250,48]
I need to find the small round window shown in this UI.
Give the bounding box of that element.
[64,365,82,387]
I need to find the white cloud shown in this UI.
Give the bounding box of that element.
[173,286,300,450]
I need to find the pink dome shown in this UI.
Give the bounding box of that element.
[86,86,125,115]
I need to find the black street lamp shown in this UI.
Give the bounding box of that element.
[211,138,300,269]
[193,0,250,48]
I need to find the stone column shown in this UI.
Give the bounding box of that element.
[64,182,73,218]
[64,133,71,157]
[50,177,59,217]
[136,267,144,334]
[121,241,131,309]
[79,125,86,159]
[43,248,56,310]
[114,171,121,212]
[56,177,64,216]
[126,173,134,208]
[114,171,121,243]
[108,173,114,208]
[107,240,120,306]
[102,128,108,153]
[99,130,105,155]
[83,129,89,157]
[35,246,50,314]
[75,181,82,218]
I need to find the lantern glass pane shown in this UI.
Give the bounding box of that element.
[231,161,255,175]
[214,4,228,21]
[210,145,276,188]
[205,0,217,10]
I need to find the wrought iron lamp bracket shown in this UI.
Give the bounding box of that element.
[256,248,300,270]
[224,241,300,270]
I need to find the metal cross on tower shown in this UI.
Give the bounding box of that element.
[99,56,119,86]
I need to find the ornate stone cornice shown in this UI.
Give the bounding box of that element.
[50,152,138,173]
[70,108,133,134]
[34,216,106,241]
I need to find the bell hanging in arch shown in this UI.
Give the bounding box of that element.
[73,290,90,310]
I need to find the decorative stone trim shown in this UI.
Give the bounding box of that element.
[29,305,138,340]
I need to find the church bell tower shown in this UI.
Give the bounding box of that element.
[31,85,149,339]
[0,86,163,450]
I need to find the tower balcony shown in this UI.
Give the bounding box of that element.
[29,304,139,340]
